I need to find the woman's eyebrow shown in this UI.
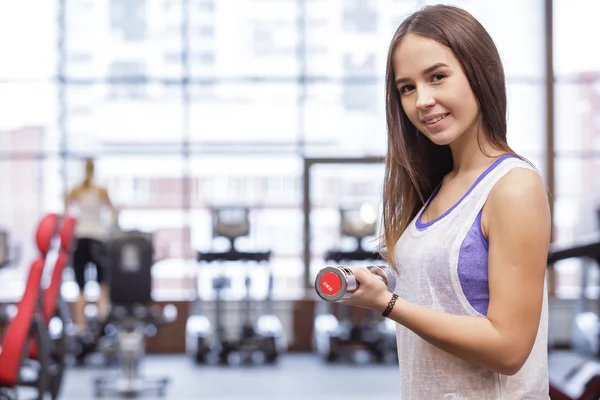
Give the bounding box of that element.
[395,62,449,85]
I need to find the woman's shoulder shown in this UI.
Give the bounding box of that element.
[95,185,109,195]
[85,183,107,191]
[72,184,107,195]
[487,167,549,215]
[70,185,84,196]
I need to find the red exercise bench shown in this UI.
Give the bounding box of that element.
[0,213,61,400]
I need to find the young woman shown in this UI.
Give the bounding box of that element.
[65,158,117,333]
[342,5,551,399]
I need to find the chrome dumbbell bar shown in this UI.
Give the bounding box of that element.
[315,265,396,302]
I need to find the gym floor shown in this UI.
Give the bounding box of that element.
[20,354,400,400]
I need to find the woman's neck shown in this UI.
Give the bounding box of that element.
[448,123,505,177]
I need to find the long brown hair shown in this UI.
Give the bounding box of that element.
[380,5,516,268]
[82,158,95,189]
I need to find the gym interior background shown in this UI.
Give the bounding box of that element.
[0,0,598,399]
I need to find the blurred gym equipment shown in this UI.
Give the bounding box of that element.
[313,203,397,364]
[323,204,384,263]
[0,230,6,268]
[0,230,21,269]
[0,213,68,400]
[93,231,176,398]
[71,220,154,366]
[0,259,50,400]
[27,215,77,399]
[188,207,286,365]
[548,236,600,400]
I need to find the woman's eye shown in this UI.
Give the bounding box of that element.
[431,73,446,82]
[400,85,414,94]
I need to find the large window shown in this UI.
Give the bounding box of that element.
[190,0,299,78]
[189,83,299,146]
[64,0,184,79]
[0,1,62,299]
[0,158,63,295]
[0,84,60,154]
[65,84,184,152]
[0,0,565,301]
[552,0,600,298]
[0,1,57,80]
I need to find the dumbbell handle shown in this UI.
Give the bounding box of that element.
[315,265,396,302]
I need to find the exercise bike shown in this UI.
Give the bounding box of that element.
[548,228,600,399]
[189,207,286,365]
[93,230,177,398]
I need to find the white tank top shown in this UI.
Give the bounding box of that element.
[73,187,106,240]
[393,155,549,400]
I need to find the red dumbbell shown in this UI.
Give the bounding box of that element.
[315,265,396,302]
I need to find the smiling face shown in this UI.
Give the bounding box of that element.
[392,33,481,146]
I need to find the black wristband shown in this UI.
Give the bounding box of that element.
[382,293,398,317]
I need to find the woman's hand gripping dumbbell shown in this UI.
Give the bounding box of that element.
[315,265,397,314]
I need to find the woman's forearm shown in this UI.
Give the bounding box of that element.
[379,294,523,375]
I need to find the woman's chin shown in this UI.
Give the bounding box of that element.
[424,130,457,146]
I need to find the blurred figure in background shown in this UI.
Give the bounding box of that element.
[65,158,117,334]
